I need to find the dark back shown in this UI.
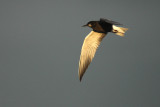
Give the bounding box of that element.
[99,20,112,32]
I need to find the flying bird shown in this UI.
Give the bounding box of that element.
[78,18,128,81]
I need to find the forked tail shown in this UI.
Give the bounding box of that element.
[112,25,128,37]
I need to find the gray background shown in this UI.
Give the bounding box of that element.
[0,0,160,107]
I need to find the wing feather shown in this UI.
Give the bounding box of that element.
[100,18,122,25]
[78,31,106,81]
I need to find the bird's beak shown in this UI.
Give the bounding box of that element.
[82,24,88,27]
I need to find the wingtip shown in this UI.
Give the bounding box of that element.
[79,75,82,82]
[79,78,82,82]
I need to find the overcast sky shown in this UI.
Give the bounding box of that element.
[0,0,160,107]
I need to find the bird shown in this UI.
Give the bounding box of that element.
[78,18,128,81]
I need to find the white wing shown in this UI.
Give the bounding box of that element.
[79,31,107,81]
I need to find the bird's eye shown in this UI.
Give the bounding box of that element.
[88,23,92,27]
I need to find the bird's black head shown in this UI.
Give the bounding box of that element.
[82,21,107,33]
[82,21,97,29]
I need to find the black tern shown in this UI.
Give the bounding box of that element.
[78,18,128,81]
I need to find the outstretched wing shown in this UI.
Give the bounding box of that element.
[79,31,106,81]
[100,18,122,25]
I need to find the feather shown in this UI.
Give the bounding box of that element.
[78,31,106,81]
[100,18,122,25]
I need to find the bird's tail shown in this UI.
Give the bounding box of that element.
[112,25,128,37]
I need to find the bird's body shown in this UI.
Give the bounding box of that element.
[79,18,128,81]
